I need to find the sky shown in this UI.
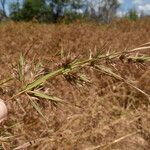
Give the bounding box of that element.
[2,0,150,16]
[118,0,150,16]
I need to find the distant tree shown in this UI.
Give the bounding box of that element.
[140,11,145,18]
[0,0,7,18]
[84,2,97,21]
[0,9,4,20]
[47,0,69,22]
[10,0,52,22]
[7,0,121,23]
[128,9,138,21]
[87,0,120,23]
[64,0,85,23]
[21,0,51,21]
[9,0,21,21]
[98,0,120,23]
[71,0,83,12]
[47,0,84,22]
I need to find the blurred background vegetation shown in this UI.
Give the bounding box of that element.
[0,0,149,23]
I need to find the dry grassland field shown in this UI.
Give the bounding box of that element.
[0,19,150,150]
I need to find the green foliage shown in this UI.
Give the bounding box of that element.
[9,0,21,21]
[49,0,84,22]
[8,0,120,23]
[10,0,52,22]
[65,0,85,23]
[63,11,84,24]
[9,0,85,23]
[128,9,139,21]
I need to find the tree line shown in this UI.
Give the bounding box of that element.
[0,0,141,23]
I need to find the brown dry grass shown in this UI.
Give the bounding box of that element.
[0,18,150,150]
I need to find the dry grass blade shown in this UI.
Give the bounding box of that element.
[18,53,24,82]
[24,39,39,59]
[124,81,150,101]
[0,77,13,86]
[26,93,47,121]
[28,90,66,103]
[127,45,150,53]
[139,42,150,47]
[94,65,150,99]
[86,131,139,150]
[94,65,123,80]
[13,138,45,150]
[97,45,150,60]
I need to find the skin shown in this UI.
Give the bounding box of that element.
[0,99,7,123]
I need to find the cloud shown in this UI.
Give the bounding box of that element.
[118,0,124,4]
[117,10,126,17]
[131,0,150,15]
[133,0,142,4]
[138,4,150,14]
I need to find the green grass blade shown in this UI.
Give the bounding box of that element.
[79,74,91,83]
[27,95,47,121]
[24,68,64,91]
[28,90,65,103]
[94,65,123,80]
[127,56,150,63]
